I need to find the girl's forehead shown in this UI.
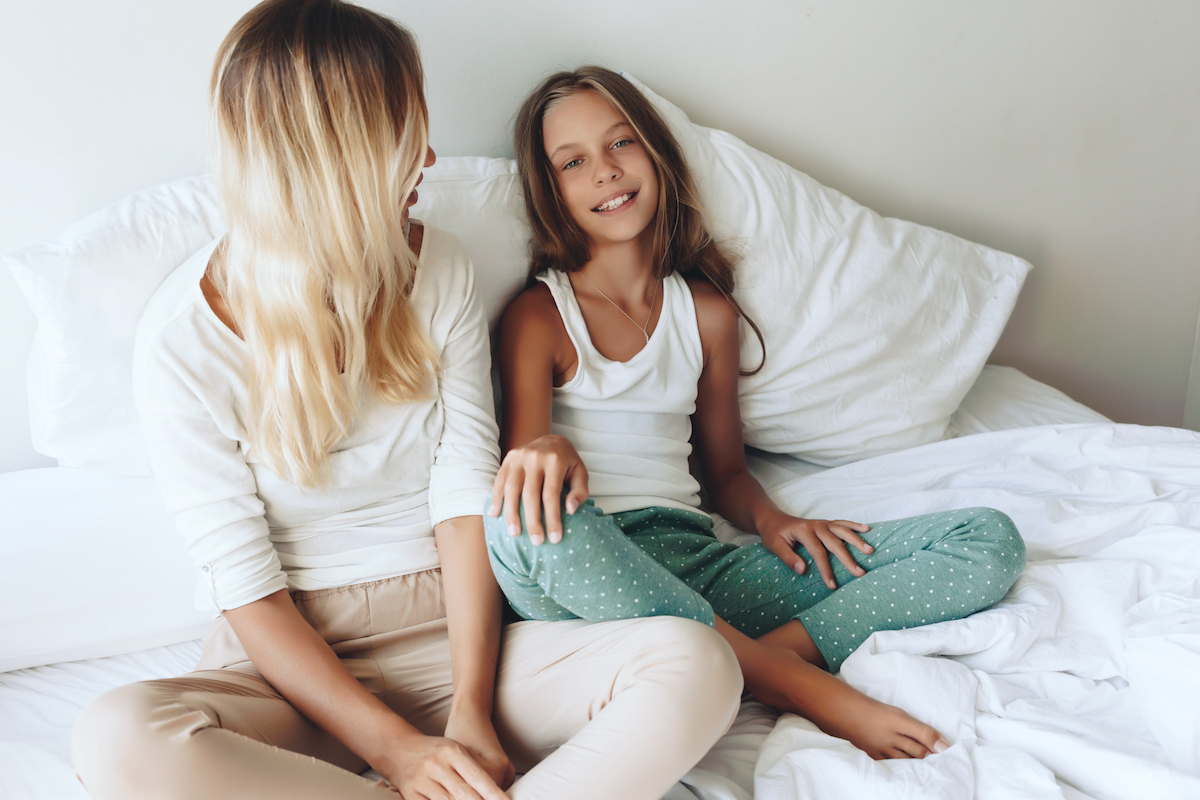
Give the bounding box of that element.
[543,91,630,155]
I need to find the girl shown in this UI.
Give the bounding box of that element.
[71,8,742,800]
[486,66,1027,761]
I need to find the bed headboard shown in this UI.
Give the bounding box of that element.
[4,0,1199,473]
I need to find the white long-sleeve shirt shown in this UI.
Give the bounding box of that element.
[133,224,500,612]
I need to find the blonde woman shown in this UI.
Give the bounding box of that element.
[70,2,741,798]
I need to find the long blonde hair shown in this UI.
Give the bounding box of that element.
[209,0,436,486]
[513,66,765,375]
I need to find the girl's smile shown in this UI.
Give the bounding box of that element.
[542,90,659,247]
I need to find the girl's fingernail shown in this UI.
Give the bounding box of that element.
[550,530,561,543]
[488,505,498,516]
[828,580,836,589]
[531,535,543,546]
[933,739,950,753]
[566,501,577,514]
[508,524,520,537]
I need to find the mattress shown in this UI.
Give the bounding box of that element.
[10,367,1198,800]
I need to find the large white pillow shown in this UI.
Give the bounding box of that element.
[4,161,528,477]
[621,74,1031,465]
[5,178,224,475]
[0,467,211,672]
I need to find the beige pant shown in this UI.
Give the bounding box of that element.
[71,570,742,800]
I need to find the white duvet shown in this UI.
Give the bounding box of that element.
[4,422,1199,800]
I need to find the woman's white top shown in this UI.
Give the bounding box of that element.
[134,225,500,613]
[536,269,706,516]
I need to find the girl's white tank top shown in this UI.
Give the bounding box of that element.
[536,269,706,516]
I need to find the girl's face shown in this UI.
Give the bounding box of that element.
[403,145,437,226]
[542,90,659,250]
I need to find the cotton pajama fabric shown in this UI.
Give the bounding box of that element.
[71,570,742,800]
[485,501,1026,671]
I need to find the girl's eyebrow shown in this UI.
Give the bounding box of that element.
[548,121,632,160]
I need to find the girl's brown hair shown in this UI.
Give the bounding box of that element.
[513,66,764,375]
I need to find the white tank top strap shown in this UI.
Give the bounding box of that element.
[534,270,706,516]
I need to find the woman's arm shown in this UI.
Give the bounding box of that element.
[488,284,589,545]
[688,280,872,590]
[435,514,515,789]
[222,592,506,799]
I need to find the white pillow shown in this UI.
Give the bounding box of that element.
[4,161,528,477]
[0,468,211,672]
[5,177,224,475]
[621,74,1031,465]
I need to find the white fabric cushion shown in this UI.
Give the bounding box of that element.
[0,468,210,672]
[622,74,1032,465]
[5,178,224,475]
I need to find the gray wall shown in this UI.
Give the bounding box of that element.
[3,0,1199,472]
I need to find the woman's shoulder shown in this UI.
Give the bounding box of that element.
[135,239,229,364]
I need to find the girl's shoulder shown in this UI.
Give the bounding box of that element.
[682,276,738,328]
[502,279,562,331]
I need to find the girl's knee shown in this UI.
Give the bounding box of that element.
[964,507,1026,596]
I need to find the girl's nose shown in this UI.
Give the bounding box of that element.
[595,157,621,185]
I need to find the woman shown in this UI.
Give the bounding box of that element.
[70,3,741,799]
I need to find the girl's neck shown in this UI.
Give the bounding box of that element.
[575,232,659,305]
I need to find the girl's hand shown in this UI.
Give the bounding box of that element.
[759,512,874,590]
[444,705,516,790]
[487,434,589,545]
[379,731,508,800]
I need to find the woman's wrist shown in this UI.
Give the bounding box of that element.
[448,692,495,722]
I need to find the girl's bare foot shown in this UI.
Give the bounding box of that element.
[747,645,949,760]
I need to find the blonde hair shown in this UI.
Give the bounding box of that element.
[513,66,764,375]
[209,0,436,486]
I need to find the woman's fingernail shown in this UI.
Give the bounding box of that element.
[531,535,543,546]
[933,739,950,753]
[827,580,836,589]
[566,501,577,514]
[550,530,561,543]
[488,505,498,516]
[508,524,519,537]
[794,564,805,575]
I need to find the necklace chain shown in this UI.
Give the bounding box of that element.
[575,272,661,344]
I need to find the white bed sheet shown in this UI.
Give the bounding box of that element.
[6,370,1193,800]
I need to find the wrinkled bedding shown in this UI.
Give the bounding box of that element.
[4,422,1199,800]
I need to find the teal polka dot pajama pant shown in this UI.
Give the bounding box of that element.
[484,499,1026,671]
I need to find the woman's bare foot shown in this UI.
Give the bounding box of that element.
[715,619,949,760]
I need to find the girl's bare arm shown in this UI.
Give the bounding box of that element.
[687,280,872,590]
[489,285,589,544]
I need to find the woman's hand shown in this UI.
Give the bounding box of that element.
[445,705,516,790]
[759,512,874,590]
[378,730,509,800]
[487,434,588,545]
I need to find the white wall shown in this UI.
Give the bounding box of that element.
[3,0,1199,473]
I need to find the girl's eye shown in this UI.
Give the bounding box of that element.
[612,139,635,150]
[563,158,582,170]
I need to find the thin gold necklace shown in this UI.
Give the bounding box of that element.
[574,272,661,344]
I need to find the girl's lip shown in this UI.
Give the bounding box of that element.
[592,190,638,214]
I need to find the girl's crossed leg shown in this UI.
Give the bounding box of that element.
[485,498,1025,759]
